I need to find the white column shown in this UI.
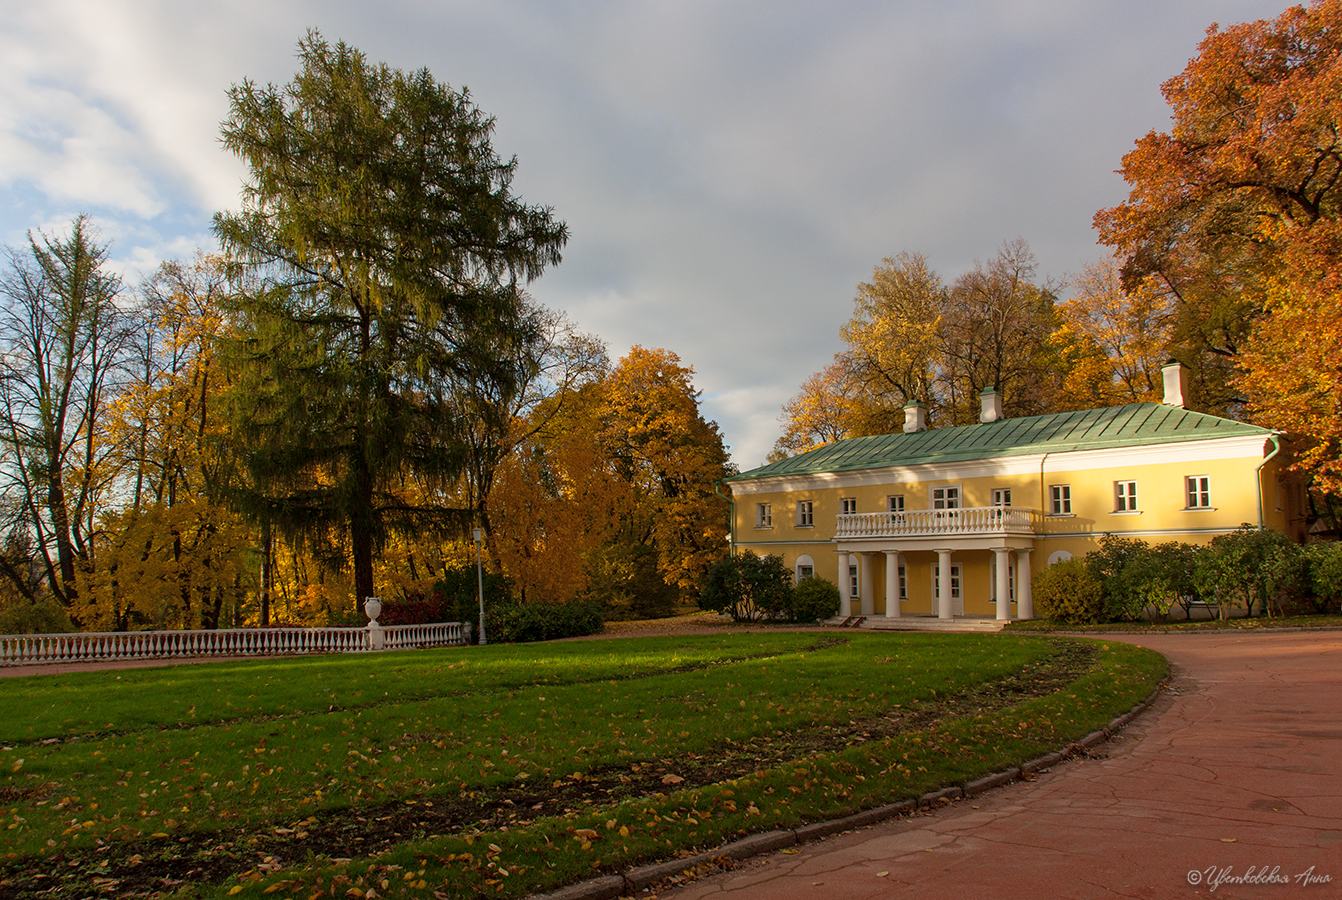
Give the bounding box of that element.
[994,547,1012,621]
[859,553,874,616]
[884,551,900,618]
[837,551,851,618]
[1016,548,1033,619]
[936,549,954,620]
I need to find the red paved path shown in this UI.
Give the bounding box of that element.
[658,631,1342,900]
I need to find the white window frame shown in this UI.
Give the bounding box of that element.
[898,564,907,600]
[1049,484,1072,516]
[931,485,961,510]
[1186,475,1212,510]
[755,502,772,528]
[1114,480,1139,513]
[991,488,1012,507]
[887,494,905,513]
[840,497,858,515]
[848,564,859,599]
[796,500,813,527]
[795,554,815,584]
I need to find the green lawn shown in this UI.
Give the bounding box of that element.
[0,632,1165,899]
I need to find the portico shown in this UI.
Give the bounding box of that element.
[834,505,1036,622]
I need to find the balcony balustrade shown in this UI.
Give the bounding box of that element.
[834,506,1042,540]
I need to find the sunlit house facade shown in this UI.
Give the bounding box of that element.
[723,364,1304,621]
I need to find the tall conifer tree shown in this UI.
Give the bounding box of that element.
[214,33,567,608]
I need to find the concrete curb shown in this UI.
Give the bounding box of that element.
[529,684,1164,900]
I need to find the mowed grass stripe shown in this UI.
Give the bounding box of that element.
[1,633,831,743]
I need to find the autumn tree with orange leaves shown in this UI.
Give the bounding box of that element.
[1097,0,1342,497]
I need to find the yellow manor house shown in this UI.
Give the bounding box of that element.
[723,364,1306,622]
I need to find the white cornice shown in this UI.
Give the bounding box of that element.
[725,434,1273,496]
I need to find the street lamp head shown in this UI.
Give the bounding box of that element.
[472,528,482,542]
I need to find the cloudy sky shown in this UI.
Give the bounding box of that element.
[0,0,1289,468]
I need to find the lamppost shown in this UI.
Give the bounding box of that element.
[473,528,487,645]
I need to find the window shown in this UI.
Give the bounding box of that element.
[888,494,905,526]
[931,486,960,510]
[795,554,815,585]
[755,503,772,527]
[1186,476,1212,509]
[1050,484,1072,515]
[1115,481,1138,512]
[933,564,962,599]
[991,488,1011,507]
[848,564,859,598]
[898,564,907,600]
[796,500,813,527]
[840,497,858,515]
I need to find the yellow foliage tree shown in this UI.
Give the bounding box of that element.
[84,255,256,630]
[1239,276,1342,494]
[598,346,732,595]
[1056,256,1172,408]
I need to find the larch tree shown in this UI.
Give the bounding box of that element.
[214,33,567,609]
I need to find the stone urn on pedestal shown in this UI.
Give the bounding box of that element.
[364,597,385,651]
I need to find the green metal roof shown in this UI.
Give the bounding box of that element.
[730,403,1273,482]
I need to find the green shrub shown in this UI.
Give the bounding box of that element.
[0,597,75,635]
[787,576,840,623]
[700,552,792,622]
[1305,541,1342,613]
[485,598,604,643]
[1193,526,1301,618]
[1136,542,1198,620]
[1085,534,1150,621]
[1032,558,1104,624]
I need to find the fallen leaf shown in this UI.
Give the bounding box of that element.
[661,774,684,785]
[876,871,889,877]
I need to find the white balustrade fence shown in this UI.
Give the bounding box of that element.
[0,621,471,667]
[834,506,1043,539]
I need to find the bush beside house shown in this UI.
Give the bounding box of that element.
[1033,529,1342,624]
[699,551,840,623]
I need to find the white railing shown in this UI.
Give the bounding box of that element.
[0,621,470,667]
[835,506,1043,539]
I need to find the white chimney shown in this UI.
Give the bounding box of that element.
[1162,360,1189,408]
[903,401,927,433]
[979,387,1003,423]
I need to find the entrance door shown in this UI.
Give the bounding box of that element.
[933,564,963,616]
